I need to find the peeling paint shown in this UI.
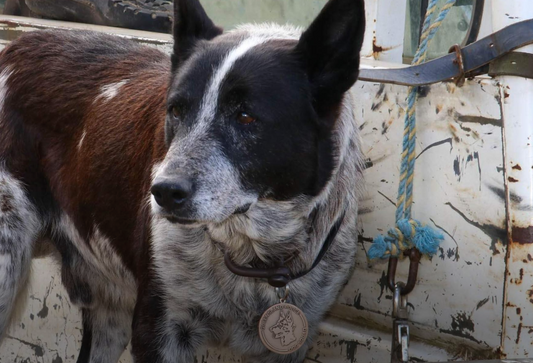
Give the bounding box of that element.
[476,297,490,310]
[440,312,479,343]
[7,336,45,357]
[445,202,507,255]
[339,340,365,363]
[457,115,502,127]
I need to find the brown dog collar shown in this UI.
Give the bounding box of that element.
[223,211,346,288]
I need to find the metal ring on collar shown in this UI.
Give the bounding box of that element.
[276,285,290,303]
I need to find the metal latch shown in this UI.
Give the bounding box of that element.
[391,282,410,363]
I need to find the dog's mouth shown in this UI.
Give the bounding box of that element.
[164,216,197,225]
[233,203,251,215]
[159,203,251,226]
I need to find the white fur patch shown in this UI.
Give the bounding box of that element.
[77,129,87,151]
[198,37,269,126]
[55,214,136,304]
[0,67,13,118]
[96,79,129,102]
[233,23,302,40]
[88,305,132,361]
[0,169,40,337]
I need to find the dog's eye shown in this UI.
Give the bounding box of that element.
[237,112,256,125]
[170,106,180,119]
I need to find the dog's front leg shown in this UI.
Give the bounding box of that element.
[132,286,207,363]
[76,305,132,363]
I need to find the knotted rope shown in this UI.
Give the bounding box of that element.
[368,0,457,260]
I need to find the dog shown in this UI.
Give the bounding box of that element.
[270,311,297,347]
[0,0,365,361]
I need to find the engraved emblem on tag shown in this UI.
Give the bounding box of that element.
[258,302,309,354]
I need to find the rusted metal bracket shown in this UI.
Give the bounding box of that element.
[387,248,422,296]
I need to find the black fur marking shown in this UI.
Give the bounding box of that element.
[166,40,232,146]
[171,0,223,70]
[296,0,366,118]
[131,279,166,362]
[50,231,93,306]
[217,41,323,198]
[77,309,93,363]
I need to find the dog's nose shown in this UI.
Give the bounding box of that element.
[151,177,193,212]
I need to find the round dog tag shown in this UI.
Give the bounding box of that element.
[258,303,308,354]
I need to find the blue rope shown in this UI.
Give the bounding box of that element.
[369,0,456,260]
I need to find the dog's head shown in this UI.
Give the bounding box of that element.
[269,310,297,346]
[151,0,365,225]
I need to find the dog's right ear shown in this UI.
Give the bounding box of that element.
[172,0,222,71]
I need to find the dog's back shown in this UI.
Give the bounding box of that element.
[0,29,168,259]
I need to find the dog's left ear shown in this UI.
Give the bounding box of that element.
[296,0,365,118]
[172,0,223,71]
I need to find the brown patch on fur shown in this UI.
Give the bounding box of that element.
[0,30,169,276]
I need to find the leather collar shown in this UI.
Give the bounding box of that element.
[222,211,346,288]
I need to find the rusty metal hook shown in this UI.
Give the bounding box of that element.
[387,248,422,296]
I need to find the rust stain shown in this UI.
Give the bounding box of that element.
[512,164,522,170]
[446,83,457,94]
[508,176,519,183]
[512,226,533,244]
[448,123,460,143]
[528,287,533,304]
[512,268,525,284]
[436,104,443,114]
[371,36,395,59]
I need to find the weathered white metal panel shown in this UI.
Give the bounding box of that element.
[332,78,507,359]
[362,0,408,62]
[492,0,533,358]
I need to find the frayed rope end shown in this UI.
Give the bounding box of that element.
[367,235,390,260]
[368,219,444,260]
